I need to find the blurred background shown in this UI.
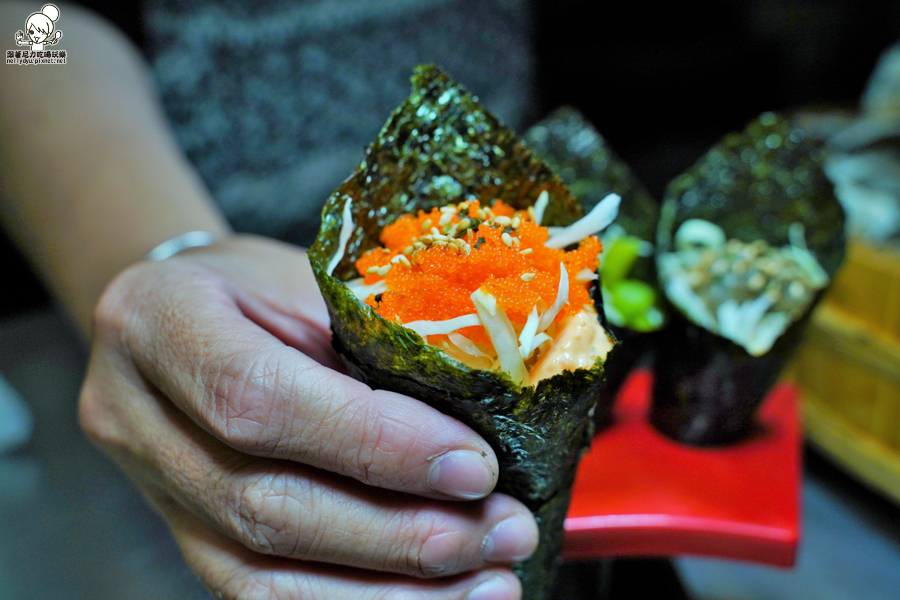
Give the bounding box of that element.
[7,0,900,313]
[3,0,900,598]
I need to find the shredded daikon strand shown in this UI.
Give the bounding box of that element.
[537,263,569,334]
[533,190,549,226]
[471,288,530,386]
[674,219,726,251]
[345,278,387,300]
[448,333,490,358]
[531,332,552,350]
[518,307,540,359]
[788,222,830,288]
[545,193,621,249]
[575,268,598,283]
[403,314,481,338]
[326,198,354,276]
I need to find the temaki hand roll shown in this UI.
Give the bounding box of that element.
[309,66,619,599]
[524,108,665,426]
[652,112,845,446]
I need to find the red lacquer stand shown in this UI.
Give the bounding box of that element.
[562,369,801,567]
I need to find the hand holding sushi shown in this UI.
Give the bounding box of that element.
[79,236,537,599]
[0,21,535,598]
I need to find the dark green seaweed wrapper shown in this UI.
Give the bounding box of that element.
[523,108,662,426]
[308,66,616,599]
[652,112,845,445]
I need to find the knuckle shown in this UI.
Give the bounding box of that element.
[194,560,273,600]
[332,395,423,488]
[398,514,466,579]
[76,383,114,446]
[76,362,131,451]
[342,401,382,483]
[203,349,282,452]
[226,473,312,558]
[92,264,148,341]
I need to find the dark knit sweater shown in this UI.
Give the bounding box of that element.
[143,0,535,245]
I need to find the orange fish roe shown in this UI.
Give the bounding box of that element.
[354,199,602,352]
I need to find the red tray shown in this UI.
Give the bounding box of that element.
[562,369,801,567]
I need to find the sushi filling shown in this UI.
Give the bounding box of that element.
[658,219,829,356]
[339,195,619,386]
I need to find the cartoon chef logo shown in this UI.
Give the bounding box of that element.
[15,4,62,51]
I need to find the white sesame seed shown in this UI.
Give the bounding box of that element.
[511,217,520,229]
[511,237,520,247]
[435,240,449,248]
[519,248,533,255]
[431,227,440,236]
[501,232,513,247]
[397,255,412,268]
[440,205,457,213]
[366,266,379,274]
[403,245,415,255]
[494,216,512,226]
[439,212,453,227]
[521,273,536,282]
[421,219,432,232]
[377,264,392,276]
[458,218,471,229]
[381,248,391,253]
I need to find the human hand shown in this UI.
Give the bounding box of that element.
[78,235,538,600]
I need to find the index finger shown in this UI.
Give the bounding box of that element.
[109,262,499,501]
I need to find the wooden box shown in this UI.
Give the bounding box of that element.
[790,240,900,503]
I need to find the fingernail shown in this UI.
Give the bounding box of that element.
[482,515,538,563]
[428,450,495,499]
[466,576,515,600]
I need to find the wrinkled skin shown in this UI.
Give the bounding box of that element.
[78,235,538,600]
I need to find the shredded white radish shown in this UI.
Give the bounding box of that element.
[537,263,569,334]
[788,222,830,288]
[326,198,354,276]
[533,190,549,226]
[448,333,490,358]
[471,288,530,386]
[345,278,387,300]
[531,332,552,350]
[518,307,540,359]
[403,314,481,338]
[545,193,621,249]
[675,219,726,251]
[575,268,598,283]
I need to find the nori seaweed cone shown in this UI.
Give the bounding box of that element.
[523,108,663,426]
[652,112,845,445]
[308,66,616,599]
